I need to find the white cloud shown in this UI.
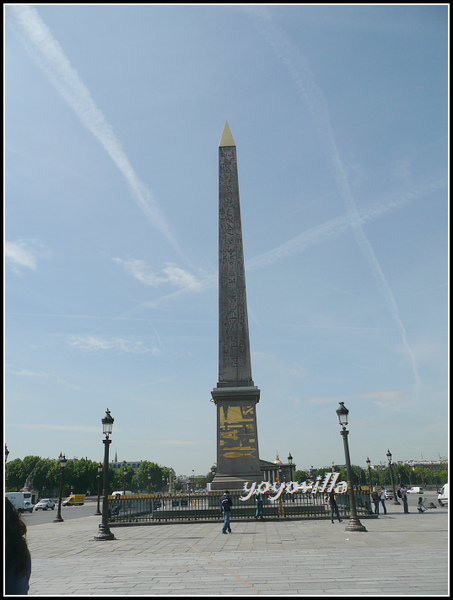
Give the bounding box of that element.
[11,369,48,378]
[68,335,160,355]
[113,257,205,293]
[5,239,50,273]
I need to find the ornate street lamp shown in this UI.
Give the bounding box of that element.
[122,461,128,495]
[148,473,152,495]
[336,402,367,532]
[54,453,67,523]
[386,449,400,505]
[5,444,10,463]
[95,462,102,515]
[366,456,373,513]
[94,409,115,540]
[366,457,373,490]
[287,453,294,481]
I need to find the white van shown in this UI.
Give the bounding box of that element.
[407,486,423,494]
[438,483,448,507]
[112,490,133,498]
[6,492,26,512]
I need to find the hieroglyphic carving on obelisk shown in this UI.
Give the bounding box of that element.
[211,122,261,490]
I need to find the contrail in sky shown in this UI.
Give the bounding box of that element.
[247,175,445,271]
[116,170,441,321]
[245,6,423,392]
[8,4,180,254]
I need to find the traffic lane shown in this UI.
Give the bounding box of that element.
[22,500,100,526]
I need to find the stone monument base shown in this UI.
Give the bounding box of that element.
[210,473,262,492]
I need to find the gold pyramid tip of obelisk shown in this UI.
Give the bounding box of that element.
[219,121,235,147]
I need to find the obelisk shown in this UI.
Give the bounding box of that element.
[211,122,261,491]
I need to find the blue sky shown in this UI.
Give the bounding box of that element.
[5,5,448,477]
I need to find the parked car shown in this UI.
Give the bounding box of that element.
[384,491,393,500]
[407,486,423,494]
[34,498,55,511]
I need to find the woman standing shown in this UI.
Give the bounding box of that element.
[328,490,343,523]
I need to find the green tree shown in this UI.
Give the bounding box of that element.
[31,458,59,495]
[5,458,26,491]
[194,476,207,489]
[136,461,164,492]
[21,455,42,486]
[294,469,308,482]
[437,469,448,486]
[69,458,99,495]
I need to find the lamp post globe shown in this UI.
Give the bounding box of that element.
[336,403,367,532]
[102,408,114,436]
[95,409,115,540]
[336,401,349,427]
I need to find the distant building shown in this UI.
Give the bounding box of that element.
[260,452,296,483]
[110,459,142,473]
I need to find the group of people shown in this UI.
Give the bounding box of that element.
[220,483,431,533]
[371,487,390,514]
[220,488,345,530]
[371,484,428,515]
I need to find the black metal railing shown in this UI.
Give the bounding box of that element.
[107,490,373,526]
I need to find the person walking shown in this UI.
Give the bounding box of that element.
[255,490,264,519]
[220,491,233,534]
[327,490,343,523]
[399,484,409,513]
[380,488,388,514]
[371,487,380,514]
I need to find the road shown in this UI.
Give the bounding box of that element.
[22,499,100,526]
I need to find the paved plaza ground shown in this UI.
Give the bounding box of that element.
[21,495,449,596]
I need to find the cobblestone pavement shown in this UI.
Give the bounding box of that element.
[23,502,448,596]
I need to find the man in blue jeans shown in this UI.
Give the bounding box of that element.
[220,491,232,534]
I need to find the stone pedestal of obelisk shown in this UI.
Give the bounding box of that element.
[211,122,261,491]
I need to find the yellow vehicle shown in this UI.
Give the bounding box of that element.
[62,494,85,506]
